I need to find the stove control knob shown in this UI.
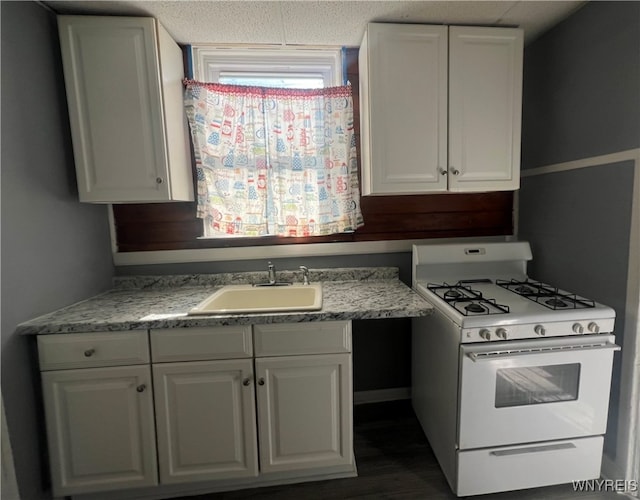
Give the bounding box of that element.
[572,323,585,334]
[496,328,508,340]
[479,329,491,341]
[534,324,546,336]
[588,322,600,333]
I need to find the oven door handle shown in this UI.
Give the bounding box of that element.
[466,342,620,362]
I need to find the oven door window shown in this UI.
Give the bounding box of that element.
[495,363,581,408]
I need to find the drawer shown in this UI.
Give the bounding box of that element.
[37,331,149,371]
[456,436,604,496]
[254,321,351,357]
[150,326,252,362]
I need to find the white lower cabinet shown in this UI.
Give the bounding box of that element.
[255,354,353,474]
[38,322,354,498]
[152,359,258,484]
[41,365,157,496]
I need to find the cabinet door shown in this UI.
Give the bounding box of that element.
[153,359,258,484]
[361,23,448,194]
[58,16,172,202]
[41,366,157,496]
[255,354,353,473]
[448,26,523,192]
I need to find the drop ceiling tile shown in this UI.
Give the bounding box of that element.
[282,1,518,46]
[45,1,286,44]
[153,1,285,44]
[43,0,584,47]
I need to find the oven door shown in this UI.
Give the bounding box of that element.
[458,335,619,450]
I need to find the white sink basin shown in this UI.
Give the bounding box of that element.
[188,283,323,315]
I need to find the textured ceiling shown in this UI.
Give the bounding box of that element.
[42,0,586,46]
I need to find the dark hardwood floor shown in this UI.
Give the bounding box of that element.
[185,401,622,500]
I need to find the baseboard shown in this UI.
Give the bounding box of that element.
[354,387,411,405]
[74,464,357,500]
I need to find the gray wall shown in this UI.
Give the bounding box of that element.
[519,1,640,460]
[521,1,640,169]
[1,2,114,498]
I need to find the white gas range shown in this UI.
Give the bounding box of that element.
[411,241,619,497]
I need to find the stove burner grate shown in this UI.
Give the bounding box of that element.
[546,298,568,308]
[496,279,596,310]
[427,282,510,316]
[465,303,486,314]
[444,289,464,300]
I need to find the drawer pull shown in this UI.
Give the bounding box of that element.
[489,442,576,457]
[258,378,265,386]
[83,348,95,357]
[136,384,146,393]
[242,377,252,386]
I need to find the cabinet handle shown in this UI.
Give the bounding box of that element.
[83,348,95,357]
[438,167,448,176]
[242,377,252,386]
[258,378,265,386]
[450,167,460,176]
[136,384,146,393]
[156,177,163,184]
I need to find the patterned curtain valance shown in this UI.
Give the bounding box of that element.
[184,80,364,238]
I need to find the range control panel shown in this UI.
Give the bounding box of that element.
[460,318,616,343]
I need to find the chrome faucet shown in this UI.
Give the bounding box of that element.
[299,265,310,285]
[268,262,277,285]
[254,261,292,287]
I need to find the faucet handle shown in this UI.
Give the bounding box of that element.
[267,261,276,284]
[299,265,310,285]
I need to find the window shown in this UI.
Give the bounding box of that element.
[190,46,344,87]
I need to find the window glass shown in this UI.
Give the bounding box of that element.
[218,73,325,89]
[495,363,581,408]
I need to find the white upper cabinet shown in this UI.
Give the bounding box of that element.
[448,26,523,192]
[359,23,523,195]
[359,24,448,194]
[58,16,194,203]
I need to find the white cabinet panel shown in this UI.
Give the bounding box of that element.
[448,26,523,192]
[360,23,448,194]
[58,16,193,203]
[150,326,253,362]
[41,365,157,496]
[37,330,149,371]
[255,354,353,473]
[254,321,351,357]
[153,359,258,484]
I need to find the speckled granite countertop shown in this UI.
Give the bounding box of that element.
[16,267,433,335]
